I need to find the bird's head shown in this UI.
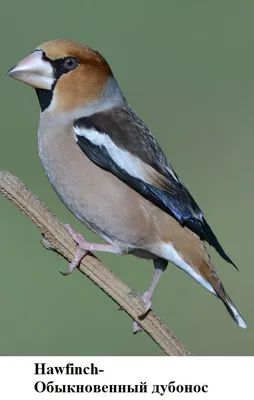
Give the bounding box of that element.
[8,39,120,116]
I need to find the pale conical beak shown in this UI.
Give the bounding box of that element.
[8,50,54,90]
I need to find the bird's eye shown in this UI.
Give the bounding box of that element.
[63,57,78,70]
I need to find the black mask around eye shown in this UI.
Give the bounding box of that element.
[41,52,79,80]
[36,53,79,112]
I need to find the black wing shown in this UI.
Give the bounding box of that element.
[74,105,237,269]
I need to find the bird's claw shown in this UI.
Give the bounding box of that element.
[133,320,143,334]
[59,266,75,276]
[60,224,89,276]
[138,292,152,318]
[132,292,153,333]
[40,236,53,250]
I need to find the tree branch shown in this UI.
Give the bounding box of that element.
[0,171,192,356]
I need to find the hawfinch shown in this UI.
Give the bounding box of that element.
[8,39,247,330]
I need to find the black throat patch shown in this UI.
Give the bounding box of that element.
[36,88,54,112]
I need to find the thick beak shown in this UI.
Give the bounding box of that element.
[8,50,54,90]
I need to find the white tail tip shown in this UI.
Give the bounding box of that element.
[226,300,247,329]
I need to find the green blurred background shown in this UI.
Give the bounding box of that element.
[0,0,253,356]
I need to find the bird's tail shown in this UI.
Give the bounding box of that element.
[185,217,238,270]
[159,238,247,328]
[220,291,247,329]
[201,217,238,270]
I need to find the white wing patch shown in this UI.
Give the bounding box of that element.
[74,125,171,184]
[166,165,180,183]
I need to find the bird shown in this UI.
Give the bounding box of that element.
[8,39,247,331]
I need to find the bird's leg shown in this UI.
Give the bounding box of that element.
[60,224,118,276]
[133,258,168,333]
[139,258,168,315]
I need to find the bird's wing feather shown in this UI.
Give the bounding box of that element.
[73,104,236,268]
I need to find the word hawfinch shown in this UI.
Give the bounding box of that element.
[8,39,247,331]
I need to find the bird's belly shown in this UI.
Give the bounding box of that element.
[38,128,162,252]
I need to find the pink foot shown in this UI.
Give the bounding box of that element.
[60,224,90,276]
[140,291,152,315]
[64,224,95,252]
[132,292,153,334]
[132,261,166,334]
[61,224,118,276]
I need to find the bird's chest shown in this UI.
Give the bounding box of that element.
[37,121,118,236]
[37,121,94,216]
